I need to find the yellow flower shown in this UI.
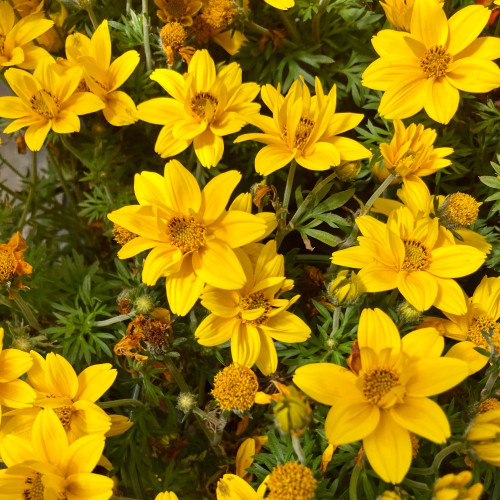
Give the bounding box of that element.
[0,59,104,151]
[372,180,491,254]
[235,436,267,481]
[293,308,470,484]
[195,241,310,374]
[378,492,401,500]
[154,0,202,25]
[467,408,500,466]
[264,0,295,10]
[138,49,260,168]
[328,269,364,306]
[155,492,180,500]
[0,0,53,70]
[373,120,453,187]
[422,275,500,373]
[216,473,265,499]
[64,20,140,126]
[265,462,317,500]
[380,0,443,31]
[331,207,486,314]
[0,408,113,499]
[3,351,117,441]
[12,0,43,17]
[235,78,371,175]
[0,232,33,286]
[433,471,483,500]
[362,0,500,124]
[108,160,267,315]
[0,327,35,424]
[105,414,134,437]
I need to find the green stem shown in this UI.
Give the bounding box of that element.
[18,151,37,230]
[244,19,298,48]
[481,369,499,399]
[12,293,41,331]
[275,161,297,249]
[60,135,89,168]
[349,465,361,500]
[49,151,77,210]
[0,181,24,200]
[294,254,332,264]
[311,0,326,45]
[98,398,145,409]
[278,10,301,44]
[86,3,99,29]
[126,0,132,13]
[402,478,430,490]
[331,306,341,337]
[410,441,463,475]
[0,153,24,177]
[162,355,191,392]
[142,0,153,72]
[291,435,306,465]
[94,313,134,327]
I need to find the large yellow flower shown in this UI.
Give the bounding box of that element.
[467,408,500,466]
[2,351,117,441]
[64,20,140,126]
[0,59,104,151]
[195,241,311,375]
[362,0,500,124]
[0,0,53,70]
[138,49,260,168]
[108,160,267,315]
[0,409,113,500]
[372,120,453,188]
[293,308,470,484]
[0,327,35,424]
[235,78,371,175]
[331,207,486,314]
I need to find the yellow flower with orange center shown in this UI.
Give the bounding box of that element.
[362,0,500,124]
[294,308,469,483]
[195,241,310,374]
[332,207,486,314]
[138,49,260,168]
[235,78,371,175]
[107,160,267,315]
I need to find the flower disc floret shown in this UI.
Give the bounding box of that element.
[420,45,452,77]
[478,398,500,413]
[0,249,16,283]
[362,367,401,406]
[211,364,258,411]
[160,22,186,51]
[439,193,480,228]
[113,224,138,246]
[467,315,500,352]
[402,240,431,271]
[267,462,317,500]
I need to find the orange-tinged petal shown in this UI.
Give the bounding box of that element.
[200,170,241,225]
[163,159,201,214]
[397,270,438,312]
[75,364,117,402]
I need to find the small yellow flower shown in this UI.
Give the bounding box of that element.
[195,241,310,375]
[0,0,53,70]
[154,0,202,25]
[294,308,469,484]
[467,408,500,466]
[266,462,317,500]
[138,49,260,168]
[0,59,104,151]
[108,160,267,315]
[433,471,483,500]
[64,20,140,126]
[0,232,32,286]
[362,0,500,124]
[273,385,311,436]
[216,473,265,499]
[332,207,486,314]
[235,78,371,175]
[380,0,443,31]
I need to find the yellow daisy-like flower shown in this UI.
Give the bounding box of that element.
[372,120,453,188]
[138,49,260,168]
[0,58,104,151]
[467,408,500,466]
[266,462,317,500]
[211,364,259,411]
[155,492,180,500]
[195,241,311,375]
[107,160,267,316]
[155,0,202,25]
[293,308,470,484]
[235,78,371,175]
[380,0,443,31]
[2,351,117,441]
[372,180,491,254]
[422,275,500,373]
[217,473,265,499]
[331,207,486,314]
[0,327,35,424]
[0,409,113,500]
[64,20,140,126]
[433,471,483,500]
[362,0,500,124]
[0,0,53,70]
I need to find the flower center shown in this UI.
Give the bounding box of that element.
[402,240,431,271]
[112,224,138,246]
[0,33,5,55]
[160,22,186,51]
[30,91,60,119]
[467,315,500,353]
[191,92,218,122]
[478,398,500,414]
[267,462,317,500]
[211,364,259,412]
[166,215,205,254]
[0,248,16,283]
[394,150,416,175]
[420,45,452,78]
[164,0,188,18]
[53,405,75,430]
[438,192,480,229]
[294,117,315,149]
[362,367,401,405]
[239,291,272,326]
[201,0,237,31]
[23,472,44,500]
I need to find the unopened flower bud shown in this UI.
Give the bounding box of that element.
[177,392,198,413]
[328,270,364,306]
[336,161,361,181]
[274,386,311,437]
[397,301,422,323]
[134,296,154,314]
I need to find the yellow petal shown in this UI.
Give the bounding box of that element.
[396,270,438,312]
[195,314,238,346]
[62,91,105,115]
[296,142,340,170]
[65,434,106,475]
[164,159,201,214]
[255,331,278,375]
[231,323,261,368]
[108,50,140,91]
[216,474,261,500]
[359,308,400,356]
[254,144,295,176]
[358,263,399,292]
[401,328,443,359]
[51,110,80,134]
[445,341,488,375]
[75,364,117,402]
[455,36,500,61]
[362,56,420,92]
[103,90,138,126]
[423,78,459,125]
[331,246,374,268]
[0,379,35,408]
[24,120,51,151]
[0,349,33,382]
[446,58,500,93]
[210,210,267,248]
[151,68,186,101]
[65,472,113,500]
[410,0,448,47]
[201,289,239,318]
[427,245,485,278]
[261,311,311,343]
[46,353,79,398]
[90,20,111,68]
[32,408,68,465]
[200,170,241,225]
[378,76,426,120]
[193,129,224,168]
[446,5,490,56]
[432,276,467,315]
[327,137,371,162]
[142,246,182,285]
[137,97,184,125]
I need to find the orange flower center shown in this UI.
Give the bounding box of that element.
[211,364,258,411]
[160,22,186,51]
[467,314,500,353]
[267,462,317,500]
[420,45,452,78]
[362,367,401,405]
[30,90,60,119]
[112,223,138,246]
[201,0,237,31]
[294,117,315,149]
[0,33,5,55]
[439,192,480,228]
[239,291,272,326]
[24,472,44,500]
[53,405,75,430]
[191,92,218,122]
[166,215,206,254]
[402,240,431,271]
[0,248,16,283]
[478,398,500,414]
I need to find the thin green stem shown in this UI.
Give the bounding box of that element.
[0,153,24,177]
[60,135,89,168]
[98,398,145,409]
[86,3,99,29]
[49,151,77,210]
[244,19,298,48]
[282,160,297,217]
[331,306,341,337]
[94,313,134,327]
[402,478,430,490]
[349,465,361,500]
[142,0,153,72]
[311,0,326,45]
[278,10,301,44]
[18,151,37,230]
[126,0,132,13]
[163,355,191,392]
[0,181,24,200]
[410,441,463,475]
[12,293,41,331]
[275,161,297,249]
[291,435,306,465]
[294,254,332,264]
[481,369,499,399]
